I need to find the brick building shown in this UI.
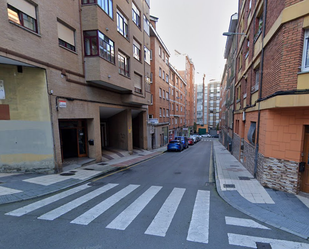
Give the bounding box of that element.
[0,0,151,173]
[229,0,309,194]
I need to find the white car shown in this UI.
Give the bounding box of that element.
[202,134,212,138]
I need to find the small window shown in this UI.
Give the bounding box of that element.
[163,90,165,99]
[117,10,128,39]
[57,21,75,52]
[7,1,37,33]
[166,74,169,83]
[118,51,130,77]
[133,39,141,61]
[144,46,151,64]
[159,88,162,98]
[143,15,149,35]
[132,2,141,28]
[159,67,162,78]
[302,29,309,72]
[247,122,256,145]
[134,72,142,94]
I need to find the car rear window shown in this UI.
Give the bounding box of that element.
[169,141,179,144]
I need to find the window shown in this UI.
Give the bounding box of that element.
[163,71,165,81]
[134,72,142,94]
[7,1,37,33]
[302,29,309,72]
[176,105,178,111]
[132,2,141,28]
[150,72,153,83]
[181,106,183,112]
[143,15,149,35]
[84,30,115,63]
[172,89,174,96]
[163,90,165,99]
[117,10,128,39]
[165,55,168,64]
[118,51,130,77]
[82,0,113,18]
[159,47,162,57]
[163,51,165,61]
[159,67,162,78]
[133,39,141,61]
[144,46,151,64]
[175,118,178,125]
[247,122,256,145]
[163,109,165,117]
[166,109,169,117]
[166,91,169,100]
[57,21,75,52]
[160,108,162,117]
[176,77,178,84]
[166,74,169,83]
[252,67,260,92]
[159,88,162,98]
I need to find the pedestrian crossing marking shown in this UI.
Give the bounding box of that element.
[38,183,118,221]
[145,188,185,237]
[225,216,270,230]
[106,186,162,230]
[186,190,210,244]
[228,233,309,249]
[70,184,140,225]
[5,184,90,217]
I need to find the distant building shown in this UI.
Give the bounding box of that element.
[206,80,221,130]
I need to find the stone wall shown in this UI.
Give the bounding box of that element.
[232,133,241,161]
[243,140,256,175]
[259,156,300,194]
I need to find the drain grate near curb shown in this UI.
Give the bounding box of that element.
[256,242,272,249]
[223,184,235,188]
[98,162,107,165]
[60,172,76,176]
[239,176,251,180]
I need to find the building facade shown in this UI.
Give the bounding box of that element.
[206,80,221,130]
[230,0,309,194]
[1,0,151,173]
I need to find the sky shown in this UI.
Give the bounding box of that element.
[150,0,238,84]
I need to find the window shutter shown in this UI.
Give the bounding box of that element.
[57,21,75,46]
[8,0,36,18]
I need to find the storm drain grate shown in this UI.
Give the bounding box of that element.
[98,162,107,165]
[223,184,235,188]
[238,176,252,180]
[256,242,272,249]
[60,172,75,176]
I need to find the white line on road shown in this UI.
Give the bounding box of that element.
[5,184,90,217]
[38,183,118,220]
[228,233,309,249]
[225,216,270,230]
[145,188,185,237]
[107,186,162,230]
[186,190,210,244]
[70,184,139,225]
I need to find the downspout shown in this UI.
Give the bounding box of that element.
[254,0,267,178]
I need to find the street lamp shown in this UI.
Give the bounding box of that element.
[223,32,247,38]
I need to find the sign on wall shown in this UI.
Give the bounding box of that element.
[59,100,67,108]
[0,80,5,99]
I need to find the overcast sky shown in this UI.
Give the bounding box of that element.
[150,0,238,84]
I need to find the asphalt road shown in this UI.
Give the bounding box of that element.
[0,140,308,249]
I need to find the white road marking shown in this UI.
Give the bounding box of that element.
[38,183,118,220]
[225,216,270,230]
[71,184,139,225]
[0,186,22,196]
[145,188,185,237]
[6,184,90,217]
[186,190,210,244]
[228,233,309,249]
[107,186,162,230]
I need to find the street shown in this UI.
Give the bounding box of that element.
[0,140,308,249]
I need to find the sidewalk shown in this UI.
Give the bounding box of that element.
[213,140,309,239]
[0,146,166,205]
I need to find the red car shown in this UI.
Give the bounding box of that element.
[188,138,194,145]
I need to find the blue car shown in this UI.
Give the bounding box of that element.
[167,140,183,152]
[174,136,189,149]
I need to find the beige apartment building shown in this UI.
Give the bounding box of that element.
[0,0,151,173]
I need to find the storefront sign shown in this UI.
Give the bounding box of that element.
[0,80,5,99]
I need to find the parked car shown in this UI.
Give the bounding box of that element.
[167,140,183,152]
[190,135,198,143]
[202,134,212,138]
[188,138,194,145]
[212,134,219,138]
[191,134,201,142]
[174,136,189,149]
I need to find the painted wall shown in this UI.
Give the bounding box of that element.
[0,65,54,173]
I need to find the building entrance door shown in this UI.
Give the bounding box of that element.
[301,126,309,193]
[59,120,88,161]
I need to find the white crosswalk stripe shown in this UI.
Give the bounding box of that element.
[225,216,270,230]
[38,183,118,221]
[145,187,185,237]
[107,186,162,230]
[5,184,90,217]
[186,190,210,244]
[71,184,140,225]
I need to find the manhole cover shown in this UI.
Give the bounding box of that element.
[223,184,235,188]
[239,176,251,180]
[256,242,272,249]
[98,162,107,165]
[60,172,75,176]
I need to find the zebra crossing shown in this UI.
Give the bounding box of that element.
[5,183,309,247]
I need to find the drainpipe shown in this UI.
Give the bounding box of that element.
[254,0,267,178]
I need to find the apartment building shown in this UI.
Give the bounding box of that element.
[148,16,170,148]
[230,0,309,194]
[0,0,151,173]
[206,80,221,130]
[169,65,187,139]
[221,13,237,151]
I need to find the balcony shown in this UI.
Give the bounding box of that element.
[122,91,152,105]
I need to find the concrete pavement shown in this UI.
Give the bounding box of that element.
[1,140,309,240]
